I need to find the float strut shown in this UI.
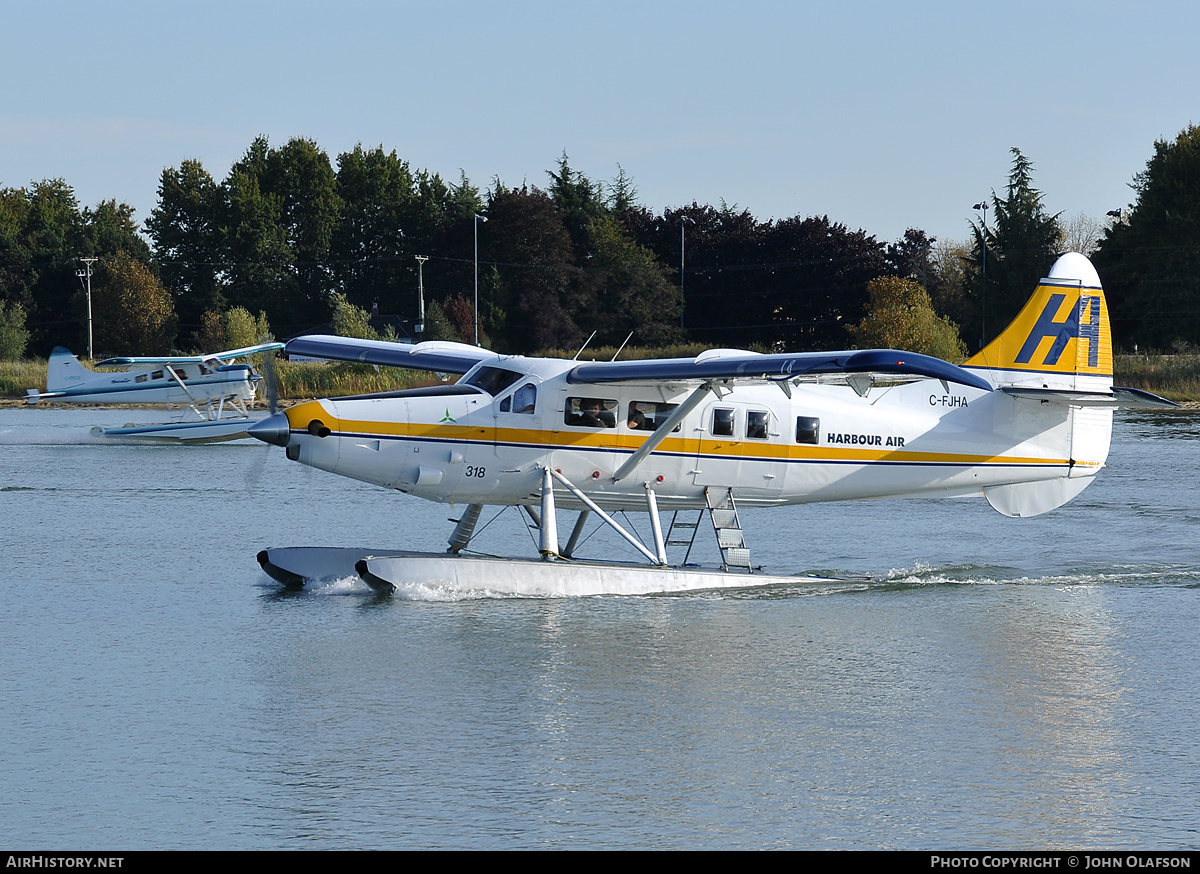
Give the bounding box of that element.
[539,467,560,559]
[447,503,483,554]
[547,468,664,566]
[645,486,668,565]
[563,509,591,559]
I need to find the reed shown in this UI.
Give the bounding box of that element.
[0,359,46,397]
[1113,353,1200,402]
[275,360,440,398]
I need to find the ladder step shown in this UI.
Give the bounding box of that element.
[717,529,745,548]
[722,547,752,568]
[711,509,739,529]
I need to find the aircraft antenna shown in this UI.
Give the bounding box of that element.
[611,331,634,361]
[572,331,598,361]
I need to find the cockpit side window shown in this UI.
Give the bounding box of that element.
[463,366,522,396]
[499,383,537,414]
[512,383,536,413]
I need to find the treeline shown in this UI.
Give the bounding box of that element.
[4,127,1200,361]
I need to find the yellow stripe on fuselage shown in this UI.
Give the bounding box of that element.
[285,403,1068,469]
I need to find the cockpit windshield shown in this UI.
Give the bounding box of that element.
[462,366,522,396]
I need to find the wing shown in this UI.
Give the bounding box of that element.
[95,341,284,367]
[568,348,993,391]
[283,335,496,374]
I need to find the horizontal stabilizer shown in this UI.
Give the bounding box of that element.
[1001,386,1179,409]
[569,348,993,391]
[284,335,494,374]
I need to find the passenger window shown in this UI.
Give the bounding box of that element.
[627,401,679,431]
[712,408,734,437]
[747,410,769,439]
[174,368,188,380]
[565,397,617,428]
[796,416,820,445]
[135,374,148,383]
[151,370,164,380]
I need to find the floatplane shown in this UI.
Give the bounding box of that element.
[252,253,1174,596]
[27,342,284,442]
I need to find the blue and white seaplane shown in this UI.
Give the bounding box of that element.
[252,253,1175,596]
[27,342,284,442]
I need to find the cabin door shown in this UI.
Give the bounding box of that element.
[493,377,545,468]
[692,402,784,498]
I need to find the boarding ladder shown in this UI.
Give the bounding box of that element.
[705,487,753,573]
[665,509,704,566]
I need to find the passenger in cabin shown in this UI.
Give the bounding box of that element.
[567,398,615,428]
[627,407,647,430]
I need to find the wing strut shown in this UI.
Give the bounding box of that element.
[611,382,715,483]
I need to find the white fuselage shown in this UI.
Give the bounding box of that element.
[46,363,258,406]
[274,356,1112,512]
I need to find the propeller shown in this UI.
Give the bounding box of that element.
[257,336,280,416]
[248,339,291,447]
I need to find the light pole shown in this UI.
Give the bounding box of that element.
[679,215,694,329]
[973,201,989,349]
[414,255,428,339]
[76,256,98,360]
[474,214,488,346]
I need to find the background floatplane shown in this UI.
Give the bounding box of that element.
[27,342,284,442]
[252,253,1175,596]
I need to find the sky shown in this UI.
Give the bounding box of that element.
[3,0,1198,249]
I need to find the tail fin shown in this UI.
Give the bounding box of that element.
[964,252,1112,392]
[46,347,95,392]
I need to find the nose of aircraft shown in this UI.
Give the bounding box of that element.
[249,412,291,447]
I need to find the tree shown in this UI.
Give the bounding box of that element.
[223,307,271,349]
[421,298,460,342]
[547,152,606,259]
[0,300,30,359]
[145,159,226,336]
[329,293,380,340]
[331,145,419,314]
[1094,124,1200,350]
[479,186,580,352]
[848,276,968,362]
[966,149,1062,347]
[91,252,177,355]
[576,216,682,347]
[1059,212,1105,257]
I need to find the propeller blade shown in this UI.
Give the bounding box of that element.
[257,336,280,416]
